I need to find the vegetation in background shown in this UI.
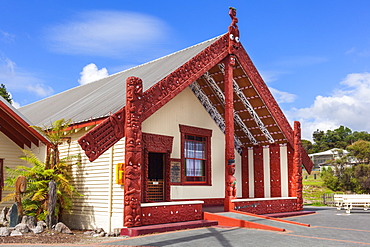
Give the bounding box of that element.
[2,119,81,222]
[303,170,334,206]
[302,125,370,154]
[320,140,370,193]
[0,83,12,104]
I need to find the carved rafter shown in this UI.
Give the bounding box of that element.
[218,63,275,144]
[202,72,258,145]
[189,81,242,154]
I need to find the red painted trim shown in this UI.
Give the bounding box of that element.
[224,55,236,212]
[241,147,249,198]
[141,203,202,226]
[234,46,293,145]
[124,76,144,227]
[0,111,36,147]
[66,118,106,131]
[0,120,30,148]
[142,34,229,121]
[78,108,125,162]
[294,121,303,211]
[233,198,298,215]
[234,47,312,172]
[142,132,174,202]
[270,144,281,197]
[179,124,212,186]
[253,146,264,198]
[0,105,49,147]
[203,212,285,231]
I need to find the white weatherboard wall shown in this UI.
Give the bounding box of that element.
[61,86,243,230]
[60,131,124,231]
[143,87,242,200]
[0,132,46,208]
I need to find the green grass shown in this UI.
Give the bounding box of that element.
[302,171,334,205]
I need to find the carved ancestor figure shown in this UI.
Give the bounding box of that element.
[124,76,143,227]
[226,159,237,198]
[15,175,27,222]
[228,7,240,54]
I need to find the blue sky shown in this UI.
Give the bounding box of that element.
[1,1,370,140]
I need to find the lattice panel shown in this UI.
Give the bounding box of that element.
[147,179,164,202]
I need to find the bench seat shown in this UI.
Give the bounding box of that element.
[335,194,370,213]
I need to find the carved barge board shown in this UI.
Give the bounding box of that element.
[78,34,229,162]
[141,34,229,121]
[235,46,313,173]
[78,108,125,162]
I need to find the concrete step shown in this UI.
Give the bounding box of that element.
[120,220,218,237]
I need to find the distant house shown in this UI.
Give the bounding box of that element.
[1,9,313,232]
[308,148,357,171]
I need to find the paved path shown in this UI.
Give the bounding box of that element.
[3,206,370,246]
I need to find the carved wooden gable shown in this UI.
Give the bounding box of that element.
[77,21,313,173]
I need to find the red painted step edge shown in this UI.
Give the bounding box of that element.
[231,210,310,227]
[203,212,285,232]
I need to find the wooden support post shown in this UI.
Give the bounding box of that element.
[293,121,303,211]
[224,55,236,212]
[124,76,143,227]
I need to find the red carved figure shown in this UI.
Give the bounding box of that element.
[228,7,240,54]
[226,159,237,198]
[124,76,144,227]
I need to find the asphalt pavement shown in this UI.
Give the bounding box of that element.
[3,206,370,247]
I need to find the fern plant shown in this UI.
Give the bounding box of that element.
[2,119,82,222]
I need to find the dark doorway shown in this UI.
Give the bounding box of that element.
[147,152,165,201]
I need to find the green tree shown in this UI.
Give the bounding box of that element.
[2,119,81,223]
[0,84,12,104]
[347,140,370,164]
[301,139,313,153]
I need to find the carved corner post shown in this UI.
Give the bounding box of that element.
[224,7,239,212]
[224,55,236,211]
[124,76,143,227]
[293,121,303,211]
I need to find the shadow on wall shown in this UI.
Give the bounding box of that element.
[61,154,98,230]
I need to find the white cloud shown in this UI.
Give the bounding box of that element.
[45,10,171,58]
[0,57,53,98]
[78,63,109,85]
[0,30,15,43]
[260,70,289,83]
[269,87,296,103]
[287,72,370,141]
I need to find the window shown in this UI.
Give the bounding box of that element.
[184,135,206,181]
[179,125,212,185]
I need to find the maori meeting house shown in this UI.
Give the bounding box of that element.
[0,8,313,234]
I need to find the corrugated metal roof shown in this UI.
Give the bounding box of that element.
[19,35,223,127]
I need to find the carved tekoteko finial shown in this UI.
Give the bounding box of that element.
[228,7,240,54]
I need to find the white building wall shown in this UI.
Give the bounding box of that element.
[61,86,242,230]
[143,87,242,200]
[0,132,46,208]
[60,130,125,231]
